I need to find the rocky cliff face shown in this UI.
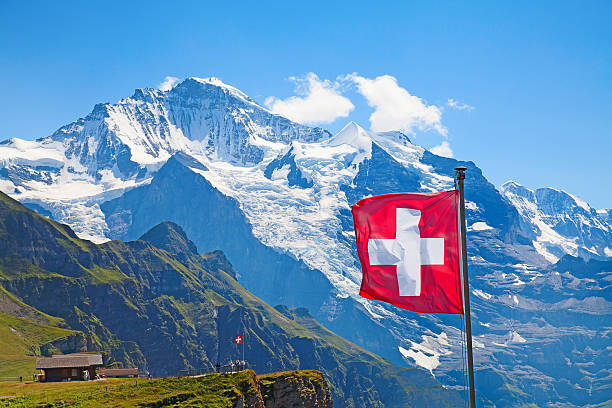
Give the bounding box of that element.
[40,331,87,356]
[258,370,333,408]
[230,370,333,408]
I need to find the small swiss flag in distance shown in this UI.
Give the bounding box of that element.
[234,335,243,344]
[351,191,463,314]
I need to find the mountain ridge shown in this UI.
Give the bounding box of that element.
[500,180,611,261]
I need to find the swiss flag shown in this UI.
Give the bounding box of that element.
[351,191,463,314]
[234,335,243,345]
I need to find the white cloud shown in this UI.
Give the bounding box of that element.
[158,76,180,91]
[430,141,454,158]
[265,73,354,125]
[345,74,446,136]
[447,98,474,111]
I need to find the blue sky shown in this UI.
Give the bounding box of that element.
[0,1,610,208]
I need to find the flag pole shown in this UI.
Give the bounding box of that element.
[455,166,476,407]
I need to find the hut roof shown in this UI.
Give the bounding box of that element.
[36,354,103,369]
[100,368,139,376]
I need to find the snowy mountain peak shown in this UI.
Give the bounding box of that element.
[327,122,372,152]
[90,102,112,116]
[501,182,595,213]
[500,181,611,261]
[0,75,334,214]
[188,76,244,91]
[181,76,256,105]
[51,77,329,170]
[535,187,592,212]
[501,180,535,201]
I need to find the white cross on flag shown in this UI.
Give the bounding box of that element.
[352,191,463,314]
[234,335,243,345]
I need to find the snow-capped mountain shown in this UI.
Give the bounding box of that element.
[0,77,328,186]
[501,181,612,262]
[1,77,610,406]
[0,77,330,241]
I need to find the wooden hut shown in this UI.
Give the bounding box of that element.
[36,354,103,382]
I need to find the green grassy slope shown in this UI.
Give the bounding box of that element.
[0,370,331,408]
[0,312,80,378]
[0,370,261,407]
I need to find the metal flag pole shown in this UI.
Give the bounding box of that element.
[455,166,476,407]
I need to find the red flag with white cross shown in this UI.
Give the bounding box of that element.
[351,190,463,314]
[234,335,243,345]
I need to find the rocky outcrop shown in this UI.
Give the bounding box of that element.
[232,370,333,408]
[40,331,87,356]
[258,370,333,408]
